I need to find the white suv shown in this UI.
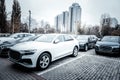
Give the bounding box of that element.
[9,34,79,69]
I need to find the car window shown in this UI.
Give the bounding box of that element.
[25,34,31,37]
[10,34,24,38]
[15,34,23,38]
[56,35,64,42]
[35,35,55,43]
[64,35,73,41]
[102,36,119,42]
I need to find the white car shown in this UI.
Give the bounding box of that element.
[0,35,38,56]
[8,34,79,69]
[0,33,34,45]
[0,33,34,55]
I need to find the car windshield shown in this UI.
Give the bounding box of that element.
[19,36,34,42]
[77,36,88,40]
[102,36,119,42]
[35,35,55,43]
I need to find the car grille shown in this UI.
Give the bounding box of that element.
[100,45,112,51]
[112,48,119,52]
[9,50,21,61]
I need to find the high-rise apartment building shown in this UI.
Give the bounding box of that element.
[62,11,69,32]
[69,3,81,34]
[55,11,69,33]
[55,14,63,32]
[55,3,81,34]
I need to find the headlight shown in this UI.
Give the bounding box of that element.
[95,44,100,47]
[20,49,37,55]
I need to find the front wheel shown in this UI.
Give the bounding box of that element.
[37,53,51,70]
[72,47,78,57]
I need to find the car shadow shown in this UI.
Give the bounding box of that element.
[96,53,120,58]
[10,63,38,73]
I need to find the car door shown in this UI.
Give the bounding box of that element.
[52,35,66,60]
[63,35,75,55]
[88,36,95,48]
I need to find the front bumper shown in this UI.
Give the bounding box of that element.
[95,46,120,54]
[0,44,13,56]
[79,44,85,50]
[8,50,37,68]
[0,48,9,56]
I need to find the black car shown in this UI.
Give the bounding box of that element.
[95,36,120,54]
[77,35,97,51]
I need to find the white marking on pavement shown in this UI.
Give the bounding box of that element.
[36,54,86,75]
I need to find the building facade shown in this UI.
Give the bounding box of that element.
[55,14,63,32]
[55,11,69,33]
[55,3,81,34]
[69,3,81,34]
[100,15,118,28]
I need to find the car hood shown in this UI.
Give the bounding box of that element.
[96,41,120,46]
[10,41,52,51]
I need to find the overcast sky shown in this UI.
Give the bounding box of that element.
[6,0,120,26]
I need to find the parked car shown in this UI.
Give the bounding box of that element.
[0,33,34,45]
[0,35,39,56]
[8,34,79,69]
[95,36,120,54]
[0,33,35,56]
[77,35,96,51]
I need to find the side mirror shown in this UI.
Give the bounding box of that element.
[54,39,60,44]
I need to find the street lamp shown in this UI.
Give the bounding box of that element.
[29,10,31,33]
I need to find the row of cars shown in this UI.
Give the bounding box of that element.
[0,33,79,69]
[0,33,119,70]
[76,35,120,54]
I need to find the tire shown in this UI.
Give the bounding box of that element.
[84,45,88,51]
[37,53,51,70]
[72,46,78,57]
[95,51,100,55]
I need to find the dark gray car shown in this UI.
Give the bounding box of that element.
[95,36,120,54]
[77,35,97,51]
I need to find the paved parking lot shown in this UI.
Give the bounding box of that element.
[0,49,120,80]
[40,54,120,80]
[0,57,45,80]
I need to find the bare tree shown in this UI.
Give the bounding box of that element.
[0,0,8,33]
[11,0,21,33]
[20,23,28,32]
[76,21,83,35]
[111,29,120,36]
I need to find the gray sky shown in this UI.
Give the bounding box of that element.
[6,0,120,26]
